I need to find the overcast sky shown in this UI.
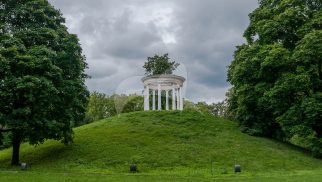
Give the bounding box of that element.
[48,0,258,103]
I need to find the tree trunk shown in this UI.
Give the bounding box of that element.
[11,131,21,166]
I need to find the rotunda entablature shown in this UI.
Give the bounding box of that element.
[141,74,185,90]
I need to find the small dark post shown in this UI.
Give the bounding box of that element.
[130,164,138,173]
[21,163,27,170]
[234,164,241,173]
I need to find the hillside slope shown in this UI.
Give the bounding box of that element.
[0,111,321,176]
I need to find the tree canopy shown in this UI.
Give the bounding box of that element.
[0,0,88,165]
[227,0,322,157]
[143,54,180,75]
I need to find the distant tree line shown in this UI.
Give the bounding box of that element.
[84,92,228,125]
[184,100,228,118]
[83,92,144,124]
[227,0,322,157]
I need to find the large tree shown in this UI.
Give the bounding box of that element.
[0,0,89,165]
[228,0,322,157]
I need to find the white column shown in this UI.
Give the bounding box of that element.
[176,88,180,110]
[158,84,161,110]
[180,86,183,110]
[144,86,147,110]
[172,87,176,110]
[152,90,156,110]
[166,90,169,110]
[144,86,150,110]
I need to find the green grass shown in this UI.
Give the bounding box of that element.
[1,171,322,182]
[0,110,322,181]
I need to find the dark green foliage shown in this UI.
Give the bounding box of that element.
[228,0,322,157]
[143,54,179,75]
[0,0,88,164]
[0,132,11,150]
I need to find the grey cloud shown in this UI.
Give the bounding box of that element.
[86,59,118,79]
[164,0,258,101]
[75,8,167,60]
[48,0,258,102]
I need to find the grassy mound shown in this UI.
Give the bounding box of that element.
[0,111,321,177]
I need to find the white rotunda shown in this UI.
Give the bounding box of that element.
[142,74,185,111]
